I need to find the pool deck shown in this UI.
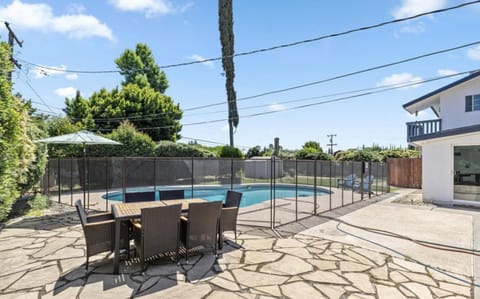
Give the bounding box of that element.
[0,189,476,298]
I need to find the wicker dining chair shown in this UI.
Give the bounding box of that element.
[124,191,156,203]
[132,204,183,271]
[219,191,242,248]
[180,201,222,262]
[159,189,184,200]
[75,200,129,271]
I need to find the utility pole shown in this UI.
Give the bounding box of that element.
[4,22,23,84]
[327,134,337,155]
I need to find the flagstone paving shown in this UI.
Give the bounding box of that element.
[0,203,474,298]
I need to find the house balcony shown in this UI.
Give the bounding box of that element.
[406,119,442,142]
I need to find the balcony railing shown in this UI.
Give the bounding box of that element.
[406,119,442,142]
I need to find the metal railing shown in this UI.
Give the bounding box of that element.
[41,157,389,228]
[406,119,442,142]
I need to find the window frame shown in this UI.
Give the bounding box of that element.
[465,94,480,112]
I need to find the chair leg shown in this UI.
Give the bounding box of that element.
[85,256,89,271]
[234,230,237,242]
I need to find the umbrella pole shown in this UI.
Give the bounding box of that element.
[83,144,86,211]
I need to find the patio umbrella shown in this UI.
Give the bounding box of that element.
[36,130,122,209]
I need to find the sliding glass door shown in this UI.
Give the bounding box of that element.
[454,146,480,201]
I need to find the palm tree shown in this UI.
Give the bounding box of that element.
[219,0,238,146]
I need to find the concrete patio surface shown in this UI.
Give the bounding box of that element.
[0,190,477,298]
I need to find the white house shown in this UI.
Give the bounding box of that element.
[403,71,480,206]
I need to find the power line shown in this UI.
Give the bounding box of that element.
[180,40,480,112]
[94,69,476,131]
[68,40,478,123]
[13,0,480,74]
[180,136,249,149]
[74,71,464,124]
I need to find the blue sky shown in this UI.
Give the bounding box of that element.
[1,0,480,151]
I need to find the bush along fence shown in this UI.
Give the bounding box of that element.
[41,157,389,228]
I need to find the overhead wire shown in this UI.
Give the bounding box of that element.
[67,40,477,123]
[12,0,480,73]
[92,69,477,131]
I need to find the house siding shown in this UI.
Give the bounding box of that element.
[440,79,480,130]
[420,133,480,206]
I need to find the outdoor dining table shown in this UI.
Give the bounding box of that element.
[111,198,207,274]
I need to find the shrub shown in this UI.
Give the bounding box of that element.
[218,146,243,158]
[156,141,216,157]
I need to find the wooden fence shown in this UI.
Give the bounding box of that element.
[388,158,422,188]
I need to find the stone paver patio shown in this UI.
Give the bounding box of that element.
[0,202,474,298]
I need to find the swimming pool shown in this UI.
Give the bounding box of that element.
[104,184,330,208]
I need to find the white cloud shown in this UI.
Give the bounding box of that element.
[467,46,480,61]
[269,103,287,111]
[437,69,458,76]
[187,54,214,68]
[66,73,79,80]
[108,0,192,17]
[33,65,67,79]
[0,0,114,40]
[54,86,77,98]
[377,73,423,89]
[392,0,447,19]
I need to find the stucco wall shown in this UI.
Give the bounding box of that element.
[440,78,480,130]
[420,133,480,205]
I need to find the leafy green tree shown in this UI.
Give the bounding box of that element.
[302,141,321,151]
[93,121,157,157]
[0,42,39,221]
[246,145,264,158]
[64,44,182,142]
[219,0,238,146]
[219,146,243,158]
[295,141,331,160]
[115,43,168,93]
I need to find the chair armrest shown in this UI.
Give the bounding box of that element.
[87,213,114,223]
[83,220,115,245]
[222,207,238,217]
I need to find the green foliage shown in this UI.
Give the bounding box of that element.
[90,121,157,157]
[156,141,216,157]
[46,117,85,157]
[64,84,182,142]
[115,43,169,94]
[0,42,40,221]
[295,141,331,160]
[219,146,243,158]
[302,141,322,151]
[246,145,264,158]
[27,194,51,214]
[335,148,420,162]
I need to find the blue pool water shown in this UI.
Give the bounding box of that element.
[104,185,329,208]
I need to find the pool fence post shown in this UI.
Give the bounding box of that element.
[191,157,194,198]
[313,159,317,215]
[105,156,108,211]
[360,161,365,201]
[270,156,273,228]
[295,159,298,221]
[230,158,233,190]
[47,159,50,198]
[70,157,73,206]
[272,155,277,227]
[341,160,344,207]
[367,161,373,199]
[375,162,379,195]
[329,159,332,211]
[57,157,61,203]
[122,157,126,203]
[153,157,157,194]
[386,162,390,193]
[87,157,90,209]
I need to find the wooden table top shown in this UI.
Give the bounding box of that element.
[112,198,206,220]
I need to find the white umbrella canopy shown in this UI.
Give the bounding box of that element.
[36,130,122,209]
[36,130,121,146]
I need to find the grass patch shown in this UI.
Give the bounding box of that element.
[26,196,51,216]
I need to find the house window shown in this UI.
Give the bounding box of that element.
[465,94,480,112]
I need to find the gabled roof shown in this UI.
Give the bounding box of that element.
[403,71,480,113]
